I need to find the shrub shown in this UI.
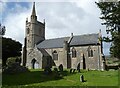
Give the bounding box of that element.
[6,57,16,66]
[6,57,21,66]
[3,62,29,74]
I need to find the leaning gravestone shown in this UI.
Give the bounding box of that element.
[80,75,84,82]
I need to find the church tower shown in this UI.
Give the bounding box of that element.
[26,2,45,50]
[23,2,45,66]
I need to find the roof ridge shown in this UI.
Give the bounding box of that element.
[45,33,98,40]
[45,36,69,40]
[73,33,98,37]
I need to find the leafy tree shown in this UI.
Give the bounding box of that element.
[2,37,22,66]
[96,1,120,59]
[0,24,6,36]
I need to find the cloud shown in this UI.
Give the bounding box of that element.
[3,2,31,44]
[35,2,104,39]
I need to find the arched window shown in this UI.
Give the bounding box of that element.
[52,50,58,60]
[27,27,30,34]
[72,47,77,58]
[88,46,93,57]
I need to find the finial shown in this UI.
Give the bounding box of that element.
[99,29,101,33]
[99,29,102,37]
[71,33,73,37]
[43,19,45,24]
[32,2,36,16]
[26,17,28,22]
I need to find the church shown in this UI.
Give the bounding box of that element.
[22,2,106,70]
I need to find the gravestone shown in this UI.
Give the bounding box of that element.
[44,66,52,75]
[70,69,72,73]
[77,63,80,72]
[73,69,76,73]
[80,75,84,82]
[58,64,63,72]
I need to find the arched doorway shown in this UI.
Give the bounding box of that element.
[31,58,36,69]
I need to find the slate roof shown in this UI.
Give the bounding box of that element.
[37,33,99,49]
[70,33,99,46]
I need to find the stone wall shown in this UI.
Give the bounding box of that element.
[37,44,103,70]
[70,45,103,70]
[26,47,42,69]
[45,48,65,67]
[25,44,104,70]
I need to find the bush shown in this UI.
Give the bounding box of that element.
[6,57,16,66]
[3,62,29,74]
[6,57,21,66]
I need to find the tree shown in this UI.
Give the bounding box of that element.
[0,24,6,36]
[2,37,22,66]
[96,1,120,59]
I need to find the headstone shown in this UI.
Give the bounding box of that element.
[44,66,52,75]
[80,75,84,82]
[77,63,80,72]
[58,64,63,72]
[73,69,76,73]
[70,69,72,73]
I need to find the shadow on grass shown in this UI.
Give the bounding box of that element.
[2,69,77,86]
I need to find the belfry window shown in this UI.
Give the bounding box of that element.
[72,47,77,58]
[88,46,93,57]
[52,50,58,60]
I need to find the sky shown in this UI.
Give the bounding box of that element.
[0,0,111,55]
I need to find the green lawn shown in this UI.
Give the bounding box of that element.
[2,69,119,87]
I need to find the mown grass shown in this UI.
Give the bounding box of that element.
[2,69,119,88]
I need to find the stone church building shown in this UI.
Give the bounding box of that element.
[22,2,106,70]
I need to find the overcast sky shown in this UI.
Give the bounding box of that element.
[0,0,111,55]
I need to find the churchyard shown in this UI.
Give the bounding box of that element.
[2,68,119,88]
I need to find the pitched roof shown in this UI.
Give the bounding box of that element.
[37,37,69,49]
[37,33,99,49]
[70,33,99,46]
